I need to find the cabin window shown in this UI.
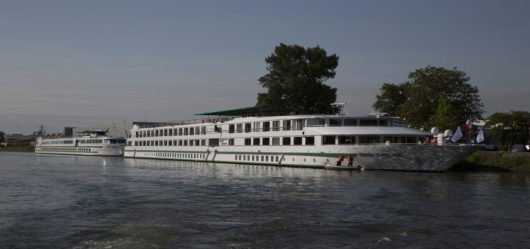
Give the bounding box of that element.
[323,136,336,145]
[237,124,243,133]
[184,140,188,146]
[164,140,168,146]
[295,119,305,130]
[305,136,314,145]
[383,136,393,143]
[169,129,172,136]
[272,137,280,145]
[229,124,235,133]
[201,139,206,146]
[329,119,342,126]
[244,138,251,146]
[189,127,194,135]
[184,128,188,135]
[263,122,270,132]
[253,122,260,132]
[262,137,270,145]
[293,137,302,145]
[178,128,182,136]
[282,137,291,146]
[178,140,182,146]
[164,129,168,136]
[245,123,251,133]
[272,121,280,131]
[359,136,379,144]
[406,136,417,143]
[155,130,159,137]
[282,120,291,131]
[360,119,378,126]
[379,120,388,126]
[253,138,260,145]
[344,119,357,126]
[229,139,234,146]
[134,141,138,146]
[339,136,355,144]
[174,129,178,136]
[201,126,206,135]
[196,139,200,146]
[307,118,325,127]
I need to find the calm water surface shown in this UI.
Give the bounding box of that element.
[1,152,529,248]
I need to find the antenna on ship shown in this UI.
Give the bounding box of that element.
[331,102,349,116]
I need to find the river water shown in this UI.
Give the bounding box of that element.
[1,152,529,248]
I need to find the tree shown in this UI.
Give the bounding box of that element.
[486,111,530,151]
[256,43,339,114]
[432,96,458,131]
[0,131,4,143]
[372,82,410,116]
[373,65,483,129]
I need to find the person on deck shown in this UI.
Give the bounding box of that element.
[337,155,345,166]
[347,155,354,167]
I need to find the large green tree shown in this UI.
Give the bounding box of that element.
[256,43,339,114]
[373,66,483,129]
[486,111,530,151]
[372,82,410,116]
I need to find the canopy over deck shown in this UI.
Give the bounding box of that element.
[195,106,295,116]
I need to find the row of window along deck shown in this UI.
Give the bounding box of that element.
[135,118,395,138]
[129,135,421,147]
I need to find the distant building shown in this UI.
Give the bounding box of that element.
[64,127,74,137]
[72,121,134,138]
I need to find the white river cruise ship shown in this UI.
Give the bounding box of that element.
[123,107,481,171]
[35,130,126,156]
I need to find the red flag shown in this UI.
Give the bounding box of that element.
[463,120,471,131]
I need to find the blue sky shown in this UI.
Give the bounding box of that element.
[1,0,529,134]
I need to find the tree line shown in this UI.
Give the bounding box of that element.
[256,44,529,150]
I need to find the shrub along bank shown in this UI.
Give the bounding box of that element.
[452,151,530,172]
[0,146,34,152]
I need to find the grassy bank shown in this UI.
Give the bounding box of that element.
[0,146,34,153]
[452,151,530,172]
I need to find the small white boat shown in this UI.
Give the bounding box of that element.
[324,163,361,170]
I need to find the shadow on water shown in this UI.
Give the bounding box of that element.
[0,152,529,248]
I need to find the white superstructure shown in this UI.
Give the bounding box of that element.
[123,107,481,171]
[35,131,126,156]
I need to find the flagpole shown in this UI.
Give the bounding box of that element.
[467,117,472,144]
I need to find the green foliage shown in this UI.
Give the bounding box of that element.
[256,43,339,114]
[373,65,483,129]
[0,131,4,142]
[0,146,34,152]
[372,83,410,116]
[431,96,459,131]
[486,111,530,151]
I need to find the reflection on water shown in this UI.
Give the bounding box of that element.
[0,152,529,248]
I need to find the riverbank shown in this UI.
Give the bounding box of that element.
[452,151,530,172]
[0,146,34,153]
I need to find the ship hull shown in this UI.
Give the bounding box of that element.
[123,144,482,171]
